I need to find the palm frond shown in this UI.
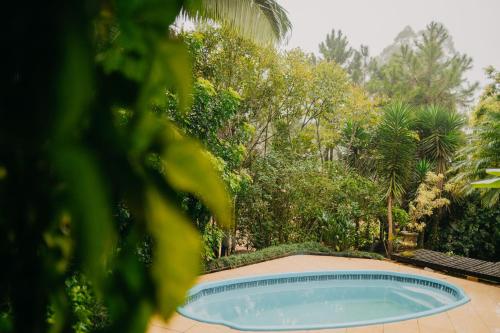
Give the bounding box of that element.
[377,102,417,201]
[182,0,292,44]
[416,105,464,174]
[449,105,499,206]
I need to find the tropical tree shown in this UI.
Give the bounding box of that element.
[415,105,464,176]
[319,29,354,66]
[335,86,381,172]
[376,102,417,256]
[412,106,463,247]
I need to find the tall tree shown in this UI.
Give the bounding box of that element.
[368,22,478,109]
[319,29,353,66]
[348,45,371,86]
[376,102,417,256]
[413,106,463,248]
[415,105,464,247]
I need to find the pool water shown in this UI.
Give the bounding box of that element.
[178,271,469,331]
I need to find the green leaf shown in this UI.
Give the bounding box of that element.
[140,41,193,113]
[53,148,116,286]
[471,177,500,188]
[146,190,201,318]
[161,128,233,227]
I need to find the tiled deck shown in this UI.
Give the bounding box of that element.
[149,255,500,333]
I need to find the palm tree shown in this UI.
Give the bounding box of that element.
[415,105,464,176]
[376,102,416,257]
[415,105,464,247]
[182,0,292,43]
[414,158,433,185]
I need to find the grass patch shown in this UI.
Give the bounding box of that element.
[204,242,384,273]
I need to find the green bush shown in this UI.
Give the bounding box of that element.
[392,207,410,231]
[65,274,108,333]
[236,157,384,250]
[438,197,500,261]
[204,242,384,272]
[201,222,225,262]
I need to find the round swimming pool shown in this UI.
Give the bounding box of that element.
[178,270,469,331]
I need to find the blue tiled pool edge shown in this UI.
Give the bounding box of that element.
[177,270,470,331]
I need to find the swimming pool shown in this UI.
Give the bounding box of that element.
[178,270,469,331]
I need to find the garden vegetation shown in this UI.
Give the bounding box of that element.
[1,1,498,333]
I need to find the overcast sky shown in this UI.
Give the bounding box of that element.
[277,0,500,90]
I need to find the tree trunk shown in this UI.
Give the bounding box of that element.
[417,229,424,248]
[263,124,268,155]
[354,219,360,249]
[428,213,440,249]
[387,194,393,258]
[315,118,323,164]
[231,195,237,254]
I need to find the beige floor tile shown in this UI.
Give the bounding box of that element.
[447,303,491,333]
[309,328,346,333]
[471,301,500,329]
[346,324,383,332]
[148,326,180,333]
[161,314,197,332]
[246,331,310,333]
[185,323,235,333]
[384,319,419,333]
[417,312,455,333]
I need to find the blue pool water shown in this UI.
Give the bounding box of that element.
[178,271,469,331]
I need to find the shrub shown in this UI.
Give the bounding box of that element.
[204,242,384,272]
[438,197,500,261]
[236,156,385,250]
[65,274,108,333]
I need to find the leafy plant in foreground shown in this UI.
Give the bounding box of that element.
[1,0,293,332]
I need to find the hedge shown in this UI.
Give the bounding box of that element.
[204,242,385,273]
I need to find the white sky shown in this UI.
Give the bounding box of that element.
[277,0,500,90]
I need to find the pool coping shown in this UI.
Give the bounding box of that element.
[177,270,470,331]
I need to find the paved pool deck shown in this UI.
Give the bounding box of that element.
[148,255,500,333]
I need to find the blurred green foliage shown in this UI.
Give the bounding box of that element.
[65,275,108,333]
[1,0,232,332]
